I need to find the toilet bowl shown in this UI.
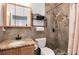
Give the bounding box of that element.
[35,38,55,55]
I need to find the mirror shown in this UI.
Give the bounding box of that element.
[3,3,32,27]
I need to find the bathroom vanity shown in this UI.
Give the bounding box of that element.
[0,38,35,55]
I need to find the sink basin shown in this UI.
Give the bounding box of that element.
[8,40,26,47]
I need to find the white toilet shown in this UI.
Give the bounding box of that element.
[35,38,55,55]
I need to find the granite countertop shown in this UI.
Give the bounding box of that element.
[0,38,35,50]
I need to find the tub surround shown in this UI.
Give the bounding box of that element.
[0,38,35,50]
[45,3,69,51]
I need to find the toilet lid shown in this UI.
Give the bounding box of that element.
[40,47,55,55]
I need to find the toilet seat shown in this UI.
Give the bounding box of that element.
[40,47,55,55]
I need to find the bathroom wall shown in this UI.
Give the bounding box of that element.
[0,3,3,42]
[45,3,69,51]
[31,3,45,16]
[0,3,46,42]
[3,27,46,41]
[0,3,3,26]
[0,28,3,42]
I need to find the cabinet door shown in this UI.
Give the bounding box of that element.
[0,48,19,55]
[20,46,35,55]
[15,6,24,16]
[15,6,27,26]
[24,8,31,27]
[7,4,16,26]
[7,4,16,15]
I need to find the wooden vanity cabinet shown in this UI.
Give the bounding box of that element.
[0,48,19,55]
[0,46,35,55]
[20,46,35,55]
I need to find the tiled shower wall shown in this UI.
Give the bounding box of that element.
[45,3,69,51]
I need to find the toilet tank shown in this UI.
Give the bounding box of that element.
[35,38,46,48]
